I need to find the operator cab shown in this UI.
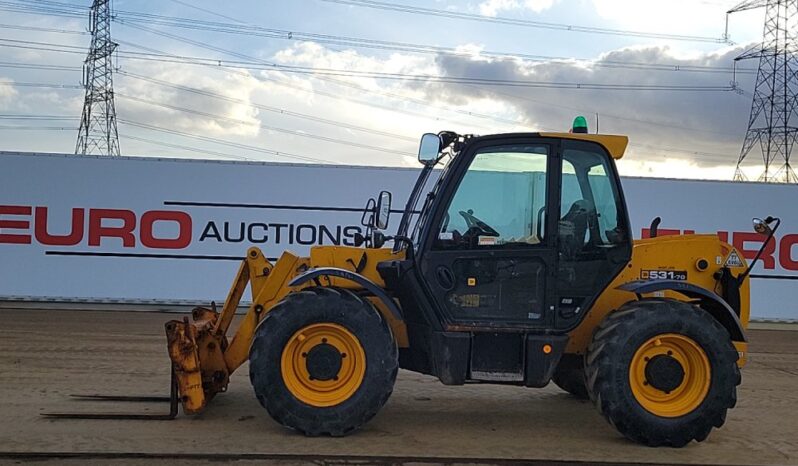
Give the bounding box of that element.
[373,122,633,385]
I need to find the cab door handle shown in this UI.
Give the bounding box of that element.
[436,266,455,290]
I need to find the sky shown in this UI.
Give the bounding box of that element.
[0,0,772,179]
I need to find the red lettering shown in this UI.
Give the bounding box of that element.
[88,209,136,247]
[641,228,682,239]
[0,205,32,244]
[733,232,775,269]
[34,207,84,246]
[140,211,192,249]
[717,231,729,243]
[779,234,798,271]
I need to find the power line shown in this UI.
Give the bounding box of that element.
[0,70,735,161]
[119,3,735,144]
[126,13,732,137]
[629,141,733,160]
[113,32,507,130]
[0,61,81,71]
[0,125,77,130]
[474,84,742,137]
[120,133,257,161]
[0,23,86,35]
[117,118,341,164]
[9,0,723,45]
[116,62,515,130]
[0,14,741,89]
[111,52,740,90]
[0,1,736,164]
[115,70,417,142]
[0,37,88,54]
[0,1,83,19]
[0,113,79,120]
[0,67,736,162]
[108,11,752,75]
[116,92,415,158]
[0,80,83,89]
[0,1,752,76]
[114,10,744,155]
[320,0,728,43]
[164,0,245,24]
[94,25,734,90]
[116,52,498,134]
[0,0,85,13]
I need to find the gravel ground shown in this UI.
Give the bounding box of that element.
[0,309,796,465]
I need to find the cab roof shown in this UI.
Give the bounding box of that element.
[539,132,629,159]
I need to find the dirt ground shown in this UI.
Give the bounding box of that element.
[0,309,796,465]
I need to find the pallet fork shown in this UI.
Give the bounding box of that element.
[41,364,179,420]
[41,247,290,421]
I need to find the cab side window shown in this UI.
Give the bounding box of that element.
[434,144,548,250]
[558,141,627,259]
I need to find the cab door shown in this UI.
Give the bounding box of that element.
[417,138,559,330]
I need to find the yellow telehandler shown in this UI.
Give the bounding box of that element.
[48,119,780,447]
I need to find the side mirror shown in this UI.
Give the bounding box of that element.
[752,217,773,235]
[740,216,780,281]
[376,190,392,230]
[418,133,441,165]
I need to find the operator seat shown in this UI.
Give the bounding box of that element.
[559,199,594,258]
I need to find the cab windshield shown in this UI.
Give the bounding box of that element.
[408,151,455,245]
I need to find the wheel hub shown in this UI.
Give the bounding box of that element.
[305,342,343,381]
[644,354,685,393]
[280,322,367,407]
[628,333,712,418]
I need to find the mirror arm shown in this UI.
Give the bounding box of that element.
[739,216,780,281]
[391,235,415,261]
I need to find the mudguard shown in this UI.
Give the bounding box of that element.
[289,267,403,321]
[617,279,746,342]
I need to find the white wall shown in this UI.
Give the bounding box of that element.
[1,152,796,320]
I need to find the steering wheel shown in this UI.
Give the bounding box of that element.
[458,209,500,237]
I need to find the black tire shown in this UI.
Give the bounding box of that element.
[249,287,398,436]
[552,354,589,399]
[585,299,740,447]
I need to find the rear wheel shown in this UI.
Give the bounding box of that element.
[585,299,740,447]
[249,287,398,436]
[552,354,589,399]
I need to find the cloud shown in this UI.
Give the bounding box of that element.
[259,40,762,176]
[0,78,20,108]
[0,3,763,177]
[478,0,556,16]
[273,42,437,91]
[426,43,755,170]
[269,42,521,134]
[116,62,262,138]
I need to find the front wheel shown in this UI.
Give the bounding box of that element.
[249,287,398,436]
[585,299,740,447]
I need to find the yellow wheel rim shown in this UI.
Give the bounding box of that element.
[629,333,711,418]
[280,323,366,407]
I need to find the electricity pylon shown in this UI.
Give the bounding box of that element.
[729,0,798,182]
[75,0,121,156]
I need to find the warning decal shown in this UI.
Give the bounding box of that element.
[725,250,744,268]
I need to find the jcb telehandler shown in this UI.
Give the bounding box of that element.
[49,120,780,447]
